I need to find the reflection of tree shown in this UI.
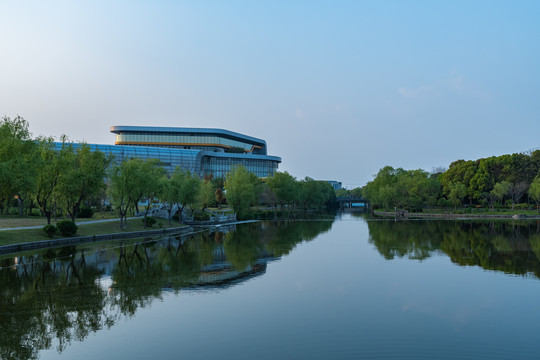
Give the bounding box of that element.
[0,250,112,360]
[0,220,335,359]
[368,220,540,278]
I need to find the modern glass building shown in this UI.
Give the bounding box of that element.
[56,126,281,178]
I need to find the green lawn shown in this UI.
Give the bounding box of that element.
[0,211,121,229]
[0,217,187,246]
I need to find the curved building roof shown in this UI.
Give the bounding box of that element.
[110,125,267,148]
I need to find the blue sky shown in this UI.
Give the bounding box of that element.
[1,0,539,187]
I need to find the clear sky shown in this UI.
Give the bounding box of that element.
[1,0,539,188]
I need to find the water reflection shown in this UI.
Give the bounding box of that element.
[368,220,540,277]
[0,220,333,360]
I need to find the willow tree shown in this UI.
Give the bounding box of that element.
[56,143,110,221]
[224,165,261,219]
[0,116,39,215]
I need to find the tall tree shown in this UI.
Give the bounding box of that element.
[160,168,200,224]
[529,175,540,213]
[56,143,110,221]
[33,138,70,224]
[266,171,298,209]
[0,116,39,215]
[224,165,261,219]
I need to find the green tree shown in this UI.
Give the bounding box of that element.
[492,181,511,209]
[448,182,467,209]
[56,143,110,222]
[0,116,39,215]
[33,138,70,224]
[529,175,540,213]
[160,168,200,225]
[198,179,216,212]
[108,158,163,230]
[266,171,298,209]
[224,165,261,219]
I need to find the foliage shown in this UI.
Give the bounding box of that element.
[198,179,216,211]
[42,224,56,238]
[160,167,200,225]
[529,175,540,212]
[266,171,297,208]
[56,220,78,236]
[225,165,262,219]
[0,116,39,216]
[142,216,157,227]
[363,167,441,210]
[76,206,94,218]
[56,143,110,221]
[193,212,210,221]
[33,137,71,224]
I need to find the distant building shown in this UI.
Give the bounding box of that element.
[323,181,342,191]
[56,126,281,178]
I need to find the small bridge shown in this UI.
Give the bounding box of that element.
[336,196,368,208]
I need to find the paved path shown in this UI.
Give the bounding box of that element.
[0,217,143,231]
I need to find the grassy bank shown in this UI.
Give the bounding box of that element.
[0,218,186,246]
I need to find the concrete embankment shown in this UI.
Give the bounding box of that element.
[0,226,194,255]
[373,210,540,220]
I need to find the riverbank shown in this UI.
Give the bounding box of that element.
[373,210,540,220]
[0,225,195,255]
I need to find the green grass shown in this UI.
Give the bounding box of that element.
[0,218,187,246]
[0,211,121,229]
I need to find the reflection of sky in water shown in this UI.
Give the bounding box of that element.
[8,215,540,359]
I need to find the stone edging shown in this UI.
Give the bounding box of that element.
[373,210,540,220]
[0,226,194,255]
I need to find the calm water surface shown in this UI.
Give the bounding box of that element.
[2,214,540,359]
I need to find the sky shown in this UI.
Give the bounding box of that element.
[1,0,539,188]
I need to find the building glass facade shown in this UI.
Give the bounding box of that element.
[57,126,281,179]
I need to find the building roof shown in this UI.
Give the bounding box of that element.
[110,125,267,147]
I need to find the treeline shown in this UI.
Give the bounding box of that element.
[363,150,540,211]
[0,116,336,227]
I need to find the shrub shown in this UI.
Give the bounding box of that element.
[77,206,94,218]
[42,224,56,238]
[142,216,157,227]
[28,209,40,216]
[56,220,78,236]
[193,212,210,221]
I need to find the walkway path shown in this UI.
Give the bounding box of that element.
[0,217,143,231]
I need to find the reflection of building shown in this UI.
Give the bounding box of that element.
[56,126,281,178]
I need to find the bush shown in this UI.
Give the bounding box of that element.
[42,224,56,238]
[56,220,78,236]
[28,209,40,216]
[193,212,210,221]
[76,206,94,218]
[142,216,157,227]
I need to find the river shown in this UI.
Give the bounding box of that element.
[2,213,540,359]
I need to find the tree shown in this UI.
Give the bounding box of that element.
[198,179,216,212]
[0,116,39,215]
[448,182,467,209]
[139,159,166,228]
[529,175,540,213]
[56,143,110,221]
[491,181,511,209]
[159,168,200,225]
[266,171,297,209]
[108,158,163,230]
[508,181,528,210]
[33,138,70,224]
[224,165,261,219]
